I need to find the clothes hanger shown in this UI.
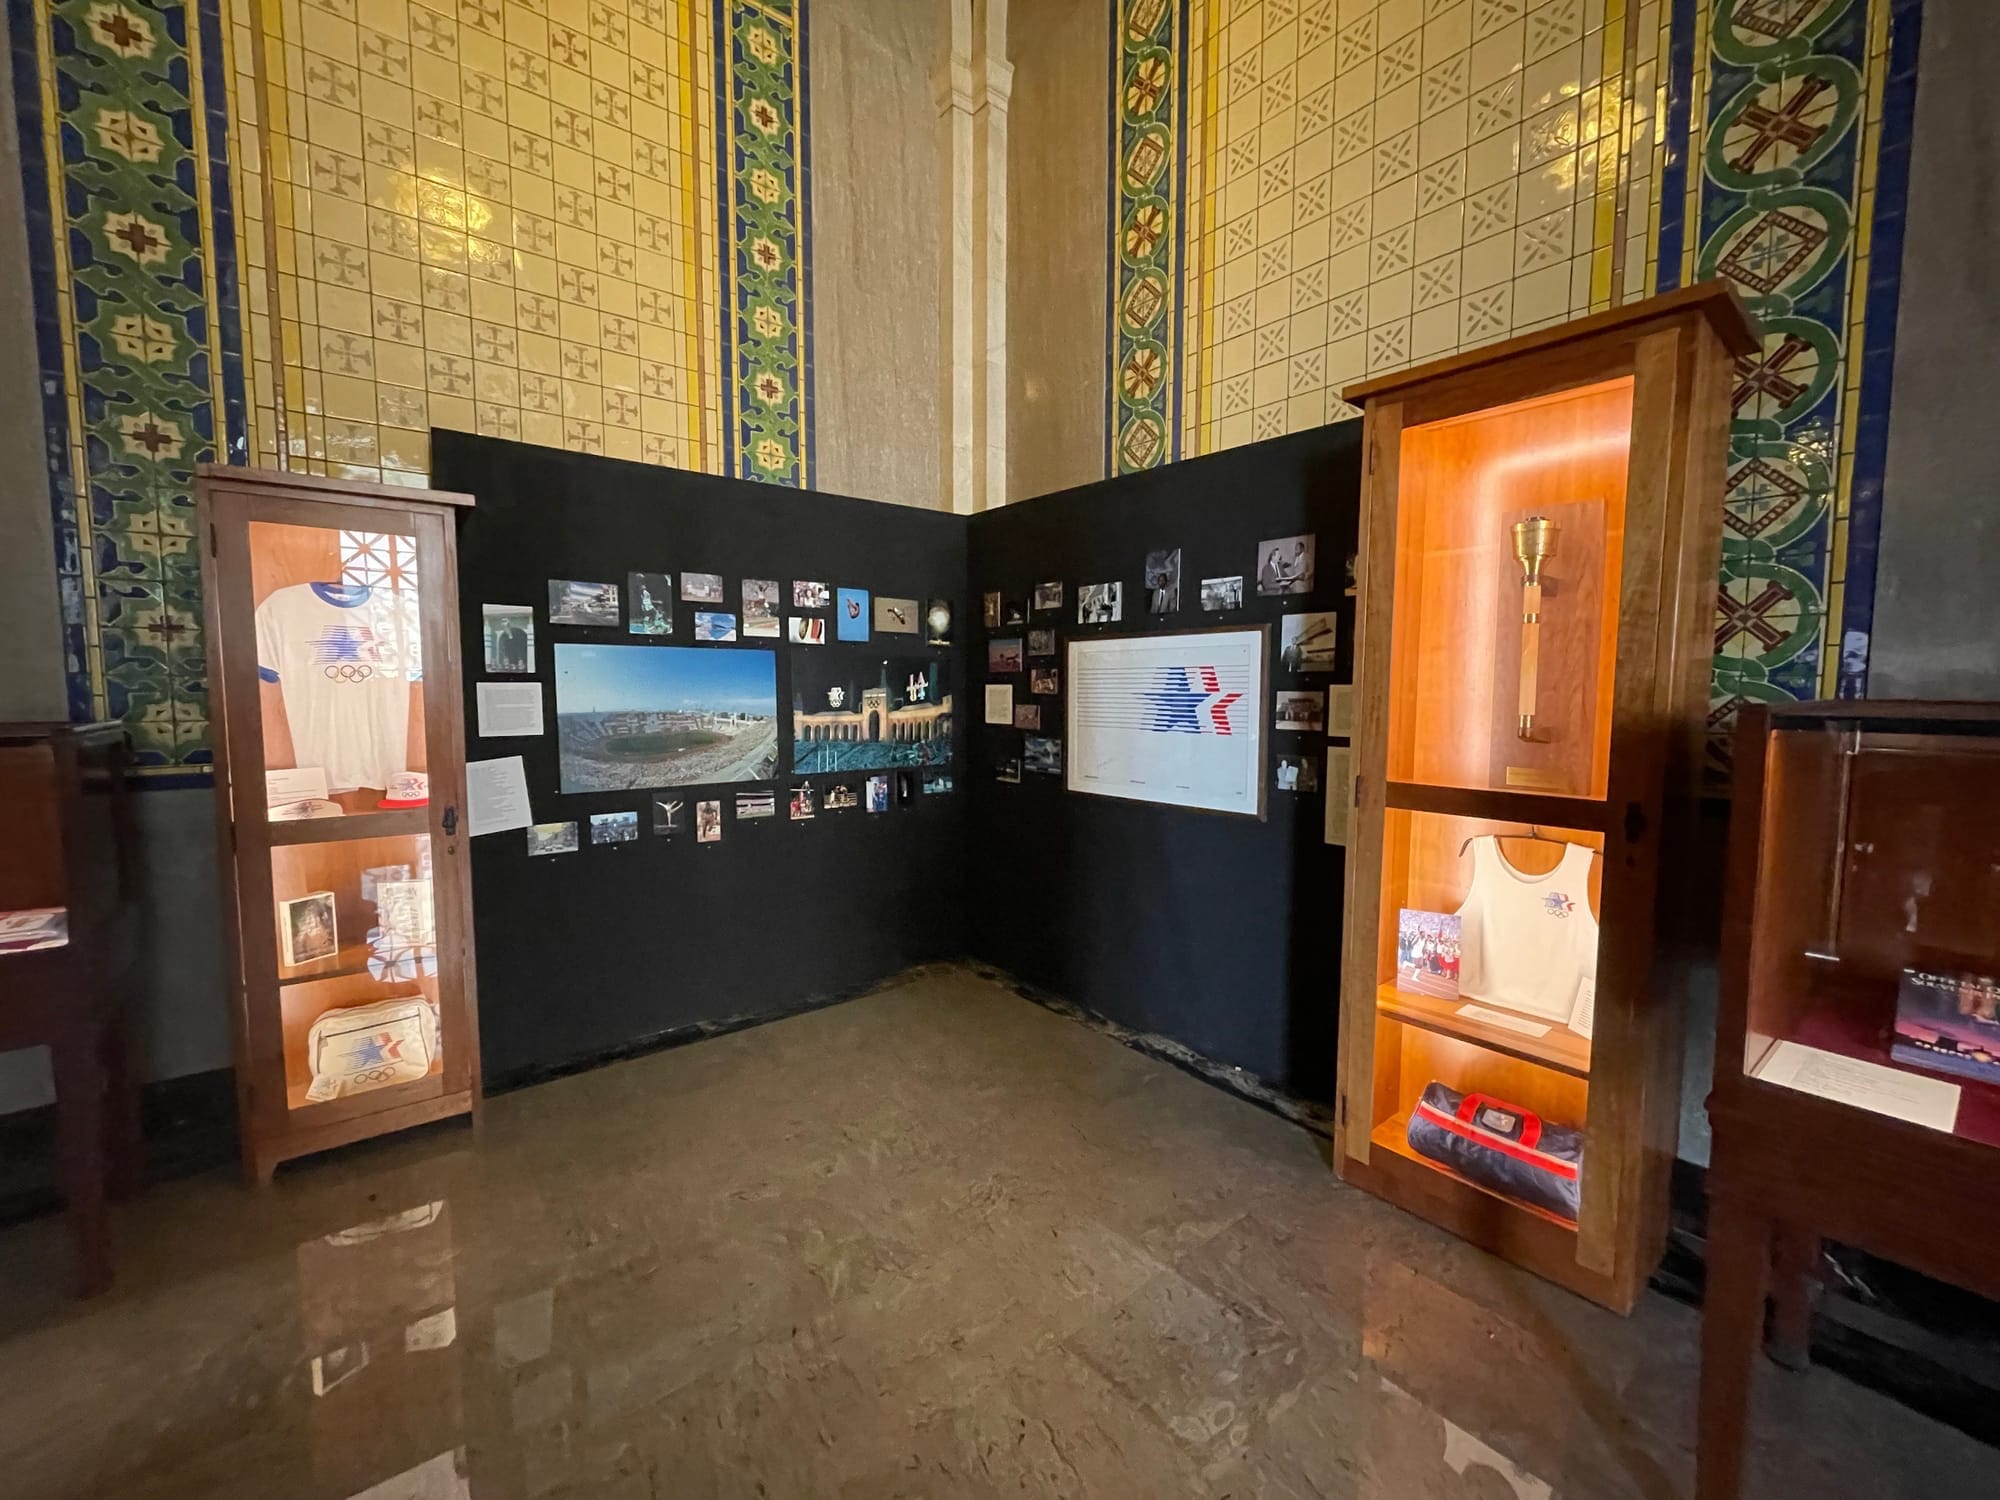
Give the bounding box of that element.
[1458,825,1565,857]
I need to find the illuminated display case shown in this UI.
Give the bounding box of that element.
[1335,287,1756,1313]
[1699,702,2000,1500]
[198,466,481,1183]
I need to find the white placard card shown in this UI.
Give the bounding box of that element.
[476,681,545,737]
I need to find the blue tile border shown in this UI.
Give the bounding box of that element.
[1655,0,1699,293]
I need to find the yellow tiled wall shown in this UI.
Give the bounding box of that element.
[228,0,723,486]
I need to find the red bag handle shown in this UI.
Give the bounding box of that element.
[1457,1092,1542,1148]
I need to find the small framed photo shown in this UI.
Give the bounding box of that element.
[526,822,578,856]
[279,891,338,967]
[1144,548,1181,613]
[925,598,953,646]
[1032,581,1064,613]
[874,596,920,634]
[590,811,639,844]
[988,637,1024,674]
[694,611,738,642]
[681,572,725,604]
[866,774,890,812]
[1078,582,1122,625]
[1013,704,1041,730]
[789,616,827,644]
[789,782,816,820]
[1279,612,1339,673]
[1200,575,1243,611]
[696,800,723,842]
[1275,689,1325,733]
[794,581,830,609]
[742,579,781,637]
[983,591,1003,629]
[837,587,870,641]
[1002,598,1027,628]
[1396,910,1461,999]
[1256,534,1317,596]
[1027,627,1056,657]
[628,573,673,635]
[482,604,536,672]
[548,579,620,626]
[1275,754,1320,793]
[1030,667,1058,695]
[1024,736,1062,775]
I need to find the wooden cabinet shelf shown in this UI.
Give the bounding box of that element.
[1376,983,1592,1078]
[1337,286,1756,1314]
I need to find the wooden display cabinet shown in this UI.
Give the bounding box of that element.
[198,466,481,1183]
[1336,286,1756,1312]
[1699,702,2000,1500]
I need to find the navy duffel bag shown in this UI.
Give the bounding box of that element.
[1406,1082,1585,1223]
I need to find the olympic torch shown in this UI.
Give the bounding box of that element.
[1511,517,1559,740]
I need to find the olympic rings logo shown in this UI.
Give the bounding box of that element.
[323,663,375,682]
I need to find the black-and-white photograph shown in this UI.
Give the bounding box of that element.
[1027,628,1056,657]
[548,578,620,626]
[1032,581,1063,612]
[1279,612,1339,673]
[1014,704,1041,730]
[652,795,686,836]
[483,604,535,671]
[1024,736,1062,775]
[1276,754,1320,792]
[526,821,579,856]
[590,811,640,844]
[996,757,1022,784]
[1003,598,1027,628]
[1200,575,1243,611]
[1274,690,1325,733]
[1078,582,1122,625]
[1144,548,1181,613]
[629,573,673,635]
[1256,535,1316,596]
[681,572,725,604]
[736,790,776,819]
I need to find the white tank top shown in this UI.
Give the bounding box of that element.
[1454,836,1599,1023]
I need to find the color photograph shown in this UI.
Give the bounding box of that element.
[1200,575,1243,611]
[1256,534,1316,596]
[1279,612,1339,673]
[793,581,830,609]
[742,579,780,637]
[1395,910,1461,999]
[825,783,860,811]
[789,783,816,820]
[1024,736,1062,775]
[1032,581,1063,612]
[924,599,952,646]
[988,637,1023,674]
[1013,704,1041,730]
[652,795,685,836]
[837,587,870,641]
[922,772,953,794]
[555,643,779,791]
[694,612,738,642]
[1144,548,1181,613]
[681,572,725,604]
[526,821,578,856]
[696,800,722,842]
[482,604,535,672]
[1275,689,1325,732]
[1030,667,1058,695]
[874,596,919,634]
[865,774,890,812]
[278,891,337,967]
[548,578,620,626]
[1078,582,1122,625]
[1275,754,1320,792]
[1027,628,1056,657]
[590,811,639,844]
[793,657,953,772]
[789,616,827,644]
[736,790,776,819]
[628,573,673,635]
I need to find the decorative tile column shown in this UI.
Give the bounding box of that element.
[940,0,1011,512]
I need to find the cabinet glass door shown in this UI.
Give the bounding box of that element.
[214,497,466,1123]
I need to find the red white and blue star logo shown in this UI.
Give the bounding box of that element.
[1139,666,1244,735]
[1544,891,1575,918]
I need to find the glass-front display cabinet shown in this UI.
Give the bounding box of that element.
[1699,703,2000,1500]
[198,466,480,1183]
[1336,286,1756,1312]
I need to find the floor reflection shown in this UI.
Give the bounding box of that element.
[0,969,1985,1499]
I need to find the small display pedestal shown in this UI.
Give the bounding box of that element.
[1335,285,1757,1313]
[198,466,482,1183]
[1699,702,2000,1500]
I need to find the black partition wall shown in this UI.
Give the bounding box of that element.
[436,431,970,1084]
[964,426,1364,1101]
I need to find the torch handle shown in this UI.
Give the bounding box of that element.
[1518,581,1543,738]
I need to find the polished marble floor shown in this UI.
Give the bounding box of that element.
[0,967,1986,1499]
